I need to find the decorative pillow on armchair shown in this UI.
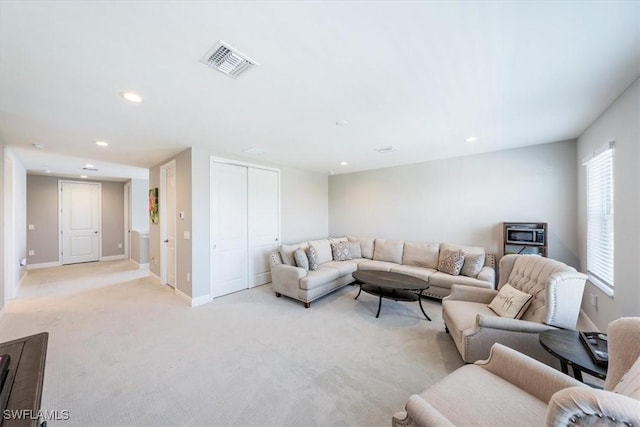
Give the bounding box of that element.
[488,284,533,319]
[437,249,465,275]
[331,242,352,261]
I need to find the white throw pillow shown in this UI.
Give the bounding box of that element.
[488,284,533,319]
[461,252,485,277]
[293,248,309,271]
[349,242,362,258]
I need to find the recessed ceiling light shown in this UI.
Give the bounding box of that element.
[84,164,94,168]
[465,136,478,143]
[95,141,109,147]
[121,91,143,103]
[340,161,348,166]
[32,143,47,149]
[80,175,88,178]
[336,120,349,126]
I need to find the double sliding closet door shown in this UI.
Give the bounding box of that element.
[210,160,280,298]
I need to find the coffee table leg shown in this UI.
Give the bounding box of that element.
[572,367,584,382]
[354,284,363,300]
[560,361,569,376]
[375,295,383,318]
[418,290,431,321]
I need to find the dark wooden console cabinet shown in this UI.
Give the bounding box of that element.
[0,333,48,427]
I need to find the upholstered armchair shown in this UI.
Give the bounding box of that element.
[442,254,587,364]
[392,317,640,427]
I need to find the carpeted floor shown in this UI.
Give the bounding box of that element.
[0,260,464,427]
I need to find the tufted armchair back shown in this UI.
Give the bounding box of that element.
[498,255,587,329]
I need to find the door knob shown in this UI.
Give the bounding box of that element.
[94,231,99,234]
[164,239,169,243]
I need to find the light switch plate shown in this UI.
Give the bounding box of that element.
[184,231,190,240]
[28,224,35,230]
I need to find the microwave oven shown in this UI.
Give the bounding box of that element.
[506,227,545,245]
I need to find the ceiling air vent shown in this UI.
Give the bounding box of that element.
[201,41,258,79]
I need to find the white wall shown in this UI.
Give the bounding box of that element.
[130,178,149,233]
[577,78,640,331]
[3,147,27,300]
[149,146,329,299]
[329,140,578,266]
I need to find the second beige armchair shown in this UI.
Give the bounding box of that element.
[442,254,587,363]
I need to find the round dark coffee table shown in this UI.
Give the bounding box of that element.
[352,270,431,320]
[539,329,607,382]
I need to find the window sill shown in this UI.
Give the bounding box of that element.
[587,274,614,297]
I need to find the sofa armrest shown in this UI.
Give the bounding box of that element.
[444,284,497,304]
[477,344,585,403]
[477,314,557,333]
[476,266,495,287]
[546,387,640,427]
[392,395,455,427]
[271,264,306,297]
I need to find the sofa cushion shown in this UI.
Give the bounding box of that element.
[293,248,309,271]
[348,236,375,259]
[331,242,352,261]
[299,267,340,290]
[349,242,362,259]
[488,284,533,319]
[402,242,440,269]
[280,242,308,266]
[373,239,404,264]
[438,249,465,275]
[389,265,436,282]
[358,260,397,272]
[321,261,358,276]
[428,272,494,290]
[308,239,333,264]
[460,253,486,277]
[307,246,320,271]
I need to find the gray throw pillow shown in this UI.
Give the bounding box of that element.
[331,242,352,261]
[437,249,465,276]
[307,246,320,271]
[461,252,485,277]
[294,248,309,271]
[349,242,362,258]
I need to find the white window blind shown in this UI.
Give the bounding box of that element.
[585,143,614,291]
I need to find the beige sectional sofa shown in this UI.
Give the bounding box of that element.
[270,236,496,308]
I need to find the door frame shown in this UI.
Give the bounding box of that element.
[159,159,176,286]
[124,181,131,260]
[209,156,281,299]
[58,180,102,265]
[4,155,15,302]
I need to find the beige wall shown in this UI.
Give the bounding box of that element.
[329,140,579,266]
[26,175,126,264]
[577,78,640,331]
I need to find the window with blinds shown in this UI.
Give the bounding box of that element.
[585,143,614,293]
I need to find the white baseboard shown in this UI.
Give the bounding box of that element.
[27,261,61,270]
[129,259,150,270]
[175,288,212,307]
[100,255,127,261]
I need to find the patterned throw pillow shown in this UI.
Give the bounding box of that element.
[307,246,320,271]
[488,284,533,319]
[437,249,465,276]
[293,248,309,271]
[349,242,362,258]
[460,252,485,277]
[331,242,352,261]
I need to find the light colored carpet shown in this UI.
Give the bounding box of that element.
[0,260,464,427]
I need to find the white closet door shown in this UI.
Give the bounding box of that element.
[248,168,280,287]
[211,162,248,297]
[61,181,101,264]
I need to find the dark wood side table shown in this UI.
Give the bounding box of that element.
[0,332,48,427]
[539,329,606,383]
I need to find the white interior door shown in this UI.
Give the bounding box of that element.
[61,181,101,264]
[211,162,248,297]
[160,161,177,287]
[248,168,280,287]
